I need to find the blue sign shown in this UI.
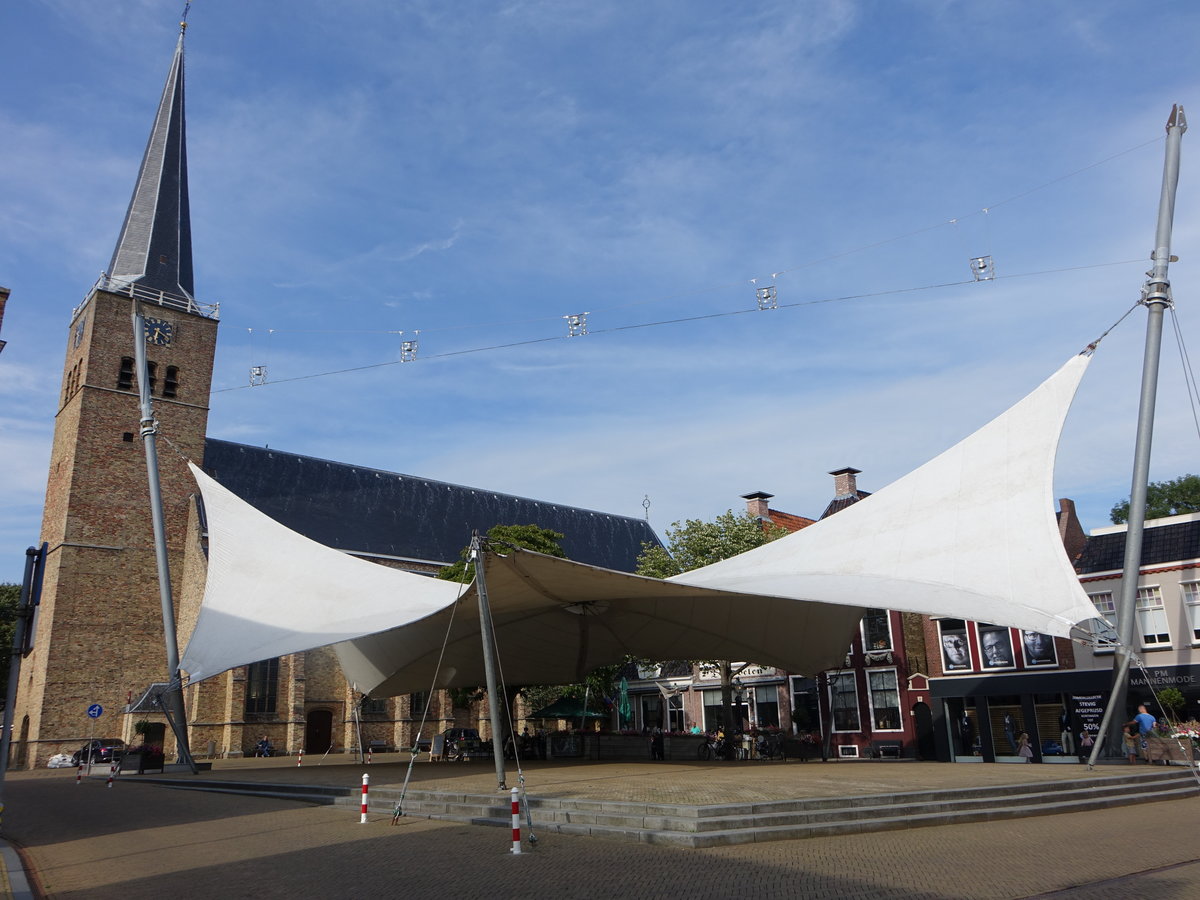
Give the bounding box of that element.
[87,704,103,719]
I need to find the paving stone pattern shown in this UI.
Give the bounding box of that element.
[2,759,1197,899]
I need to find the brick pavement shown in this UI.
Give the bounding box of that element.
[110,752,1193,804]
[1,760,1197,899]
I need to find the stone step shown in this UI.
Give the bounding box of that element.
[351,769,1199,846]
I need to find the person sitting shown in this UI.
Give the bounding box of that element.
[255,735,273,757]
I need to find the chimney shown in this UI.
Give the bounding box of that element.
[741,491,774,521]
[829,467,862,498]
[1057,498,1086,563]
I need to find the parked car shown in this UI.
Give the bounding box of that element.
[71,738,125,766]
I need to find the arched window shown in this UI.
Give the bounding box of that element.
[117,357,135,390]
[163,366,179,399]
[245,658,279,715]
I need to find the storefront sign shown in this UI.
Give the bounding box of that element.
[1069,693,1106,739]
[1129,666,1199,688]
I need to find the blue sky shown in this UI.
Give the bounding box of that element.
[2,0,1199,583]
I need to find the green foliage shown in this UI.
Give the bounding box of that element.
[0,584,20,702]
[438,524,567,583]
[1155,687,1187,720]
[635,511,790,733]
[1110,474,1200,524]
[635,510,788,578]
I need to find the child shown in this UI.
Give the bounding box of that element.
[1123,723,1139,763]
[1016,731,1033,761]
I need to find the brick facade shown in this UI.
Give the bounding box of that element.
[14,288,216,766]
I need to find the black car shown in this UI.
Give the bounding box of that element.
[71,738,125,766]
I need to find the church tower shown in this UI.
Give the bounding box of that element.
[14,23,218,767]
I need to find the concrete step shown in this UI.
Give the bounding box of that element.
[356,769,1199,846]
[132,767,1199,848]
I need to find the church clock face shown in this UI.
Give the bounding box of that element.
[73,315,87,348]
[143,316,174,346]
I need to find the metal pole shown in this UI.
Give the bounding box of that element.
[132,309,197,773]
[1090,105,1187,766]
[471,535,507,790]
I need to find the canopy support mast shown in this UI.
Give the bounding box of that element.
[1089,104,1186,766]
[472,536,508,790]
[133,309,197,773]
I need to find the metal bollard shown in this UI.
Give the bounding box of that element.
[510,786,521,854]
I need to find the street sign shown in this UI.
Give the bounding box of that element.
[86,704,103,719]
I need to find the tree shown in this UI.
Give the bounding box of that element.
[636,510,787,578]
[1110,474,1200,524]
[437,523,566,583]
[0,584,20,704]
[636,511,788,740]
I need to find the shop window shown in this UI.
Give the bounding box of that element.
[861,608,892,651]
[1135,586,1170,647]
[789,676,820,734]
[1181,582,1200,644]
[938,619,971,672]
[244,658,279,715]
[753,686,779,728]
[828,673,860,732]
[117,357,135,390]
[867,669,901,731]
[1089,592,1118,652]
[701,688,748,732]
[163,365,179,399]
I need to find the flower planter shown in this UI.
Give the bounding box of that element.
[1146,735,1195,763]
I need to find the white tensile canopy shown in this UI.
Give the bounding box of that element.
[180,352,1100,696]
[333,551,867,695]
[674,352,1101,639]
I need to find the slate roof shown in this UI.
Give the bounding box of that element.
[819,491,871,520]
[201,439,661,572]
[1076,518,1200,574]
[108,29,194,300]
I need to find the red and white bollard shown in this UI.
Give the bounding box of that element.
[296,748,304,767]
[106,763,116,788]
[510,786,521,854]
[76,763,84,785]
[367,748,372,765]
[360,773,370,824]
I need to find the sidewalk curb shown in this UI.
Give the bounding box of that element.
[0,840,33,900]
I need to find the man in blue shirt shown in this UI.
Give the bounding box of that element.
[1124,703,1157,761]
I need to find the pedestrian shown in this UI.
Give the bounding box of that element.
[1124,703,1156,762]
[1122,723,1139,763]
[1017,731,1033,761]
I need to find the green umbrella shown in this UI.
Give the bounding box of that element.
[618,677,631,729]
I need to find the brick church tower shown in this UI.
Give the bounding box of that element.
[13,24,218,767]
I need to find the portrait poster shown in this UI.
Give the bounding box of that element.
[1020,630,1058,666]
[978,625,1015,669]
[939,621,971,671]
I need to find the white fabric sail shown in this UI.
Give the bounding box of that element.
[179,464,464,682]
[673,352,1099,637]
[332,550,867,695]
[181,351,1099,692]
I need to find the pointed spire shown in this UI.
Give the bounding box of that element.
[107,24,194,301]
